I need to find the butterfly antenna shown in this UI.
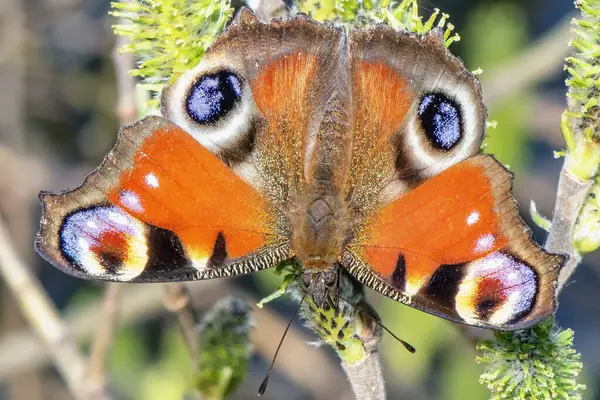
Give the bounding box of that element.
[335,268,341,312]
[258,292,308,396]
[327,288,416,354]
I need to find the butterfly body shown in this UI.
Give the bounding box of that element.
[37,9,564,331]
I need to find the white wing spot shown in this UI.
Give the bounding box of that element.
[507,271,520,282]
[145,172,159,188]
[474,233,495,253]
[120,190,144,213]
[108,210,128,225]
[77,237,90,250]
[466,211,480,226]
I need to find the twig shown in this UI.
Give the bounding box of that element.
[342,353,386,400]
[163,283,199,362]
[0,218,88,400]
[0,0,26,151]
[112,5,138,126]
[545,168,592,290]
[86,284,121,400]
[0,2,41,397]
[342,301,387,400]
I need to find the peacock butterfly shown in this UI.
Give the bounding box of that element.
[36,9,564,331]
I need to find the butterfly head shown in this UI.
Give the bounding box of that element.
[301,267,338,309]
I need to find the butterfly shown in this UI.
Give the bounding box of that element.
[36,8,564,331]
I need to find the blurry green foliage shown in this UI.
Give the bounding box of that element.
[138,330,194,400]
[465,3,530,172]
[378,299,456,386]
[110,327,193,400]
[442,345,489,400]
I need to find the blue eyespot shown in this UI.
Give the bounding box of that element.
[186,71,243,124]
[418,93,462,150]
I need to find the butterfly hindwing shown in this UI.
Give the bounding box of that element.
[36,116,290,282]
[342,155,563,330]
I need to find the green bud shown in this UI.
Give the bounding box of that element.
[477,319,585,400]
[111,0,233,107]
[194,298,253,400]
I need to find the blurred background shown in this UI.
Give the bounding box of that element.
[0,0,598,399]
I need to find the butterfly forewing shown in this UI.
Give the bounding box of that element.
[346,27,486,218]
[161,10,346,209]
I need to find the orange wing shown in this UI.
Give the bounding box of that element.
[342,155,563,330]
[36,117,290,282]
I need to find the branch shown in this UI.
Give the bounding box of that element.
[341,353,385,400]
[545,168,592,290]
[86,284,121,400]
[0,218,88,400]
[163,283,199,362]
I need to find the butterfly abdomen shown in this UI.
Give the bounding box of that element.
[291,192,348,271]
